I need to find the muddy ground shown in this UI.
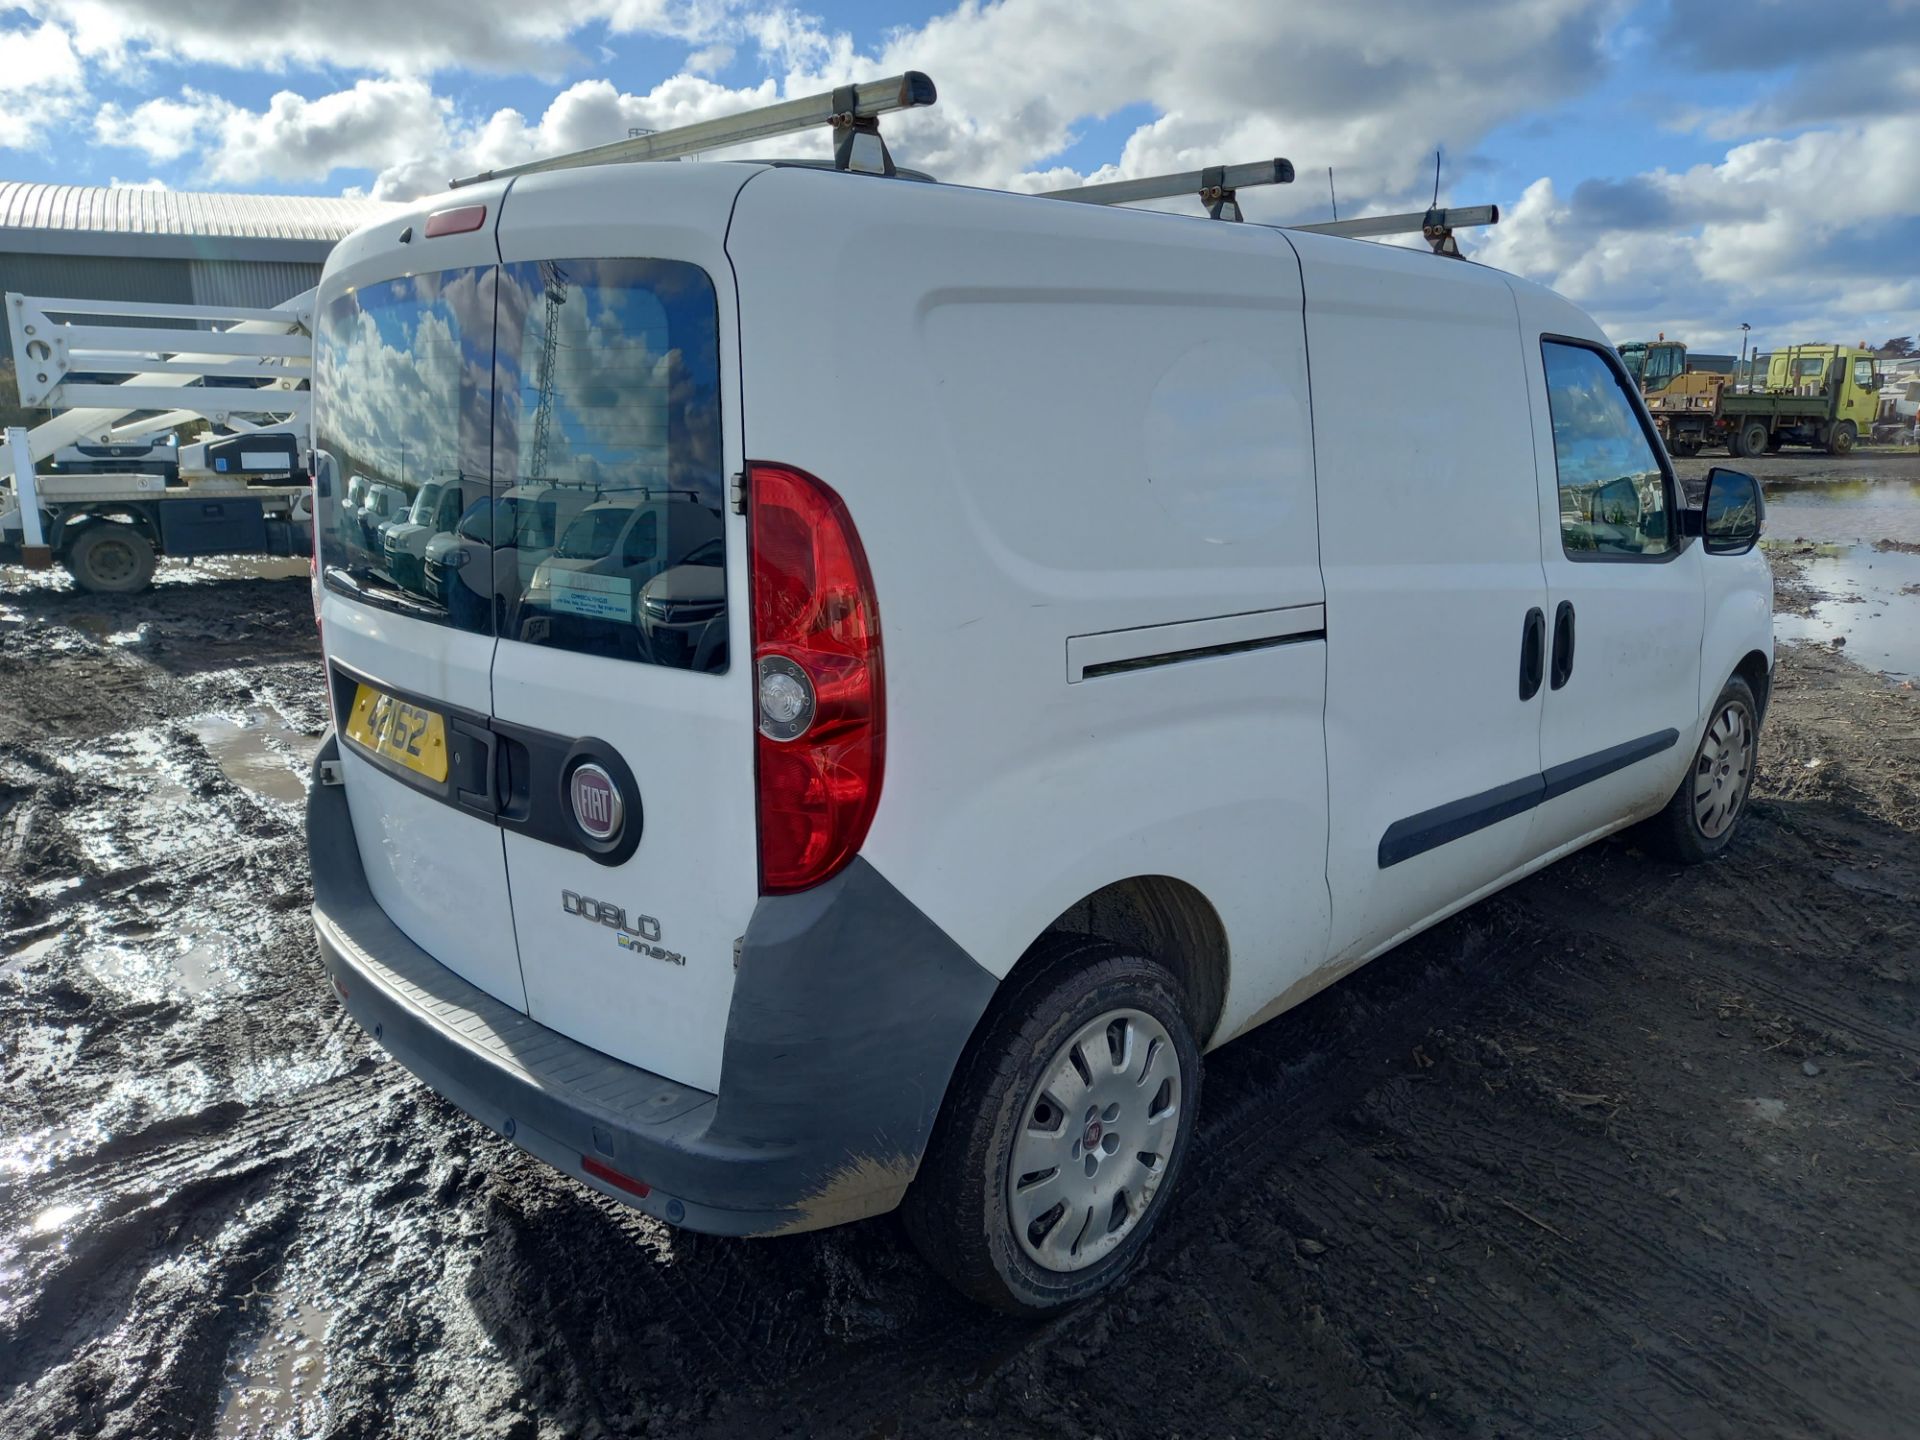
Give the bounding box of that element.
[2,477,1918,1439]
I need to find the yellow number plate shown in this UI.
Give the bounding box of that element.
[345,684,449,783]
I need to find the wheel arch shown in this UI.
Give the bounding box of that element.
[1733,648,1772,722]
[1022,874,1231,1048]
[54,504,162,555]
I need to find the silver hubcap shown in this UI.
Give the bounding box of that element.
[1693,701,1753,839]
[1008,1007,1181,1273]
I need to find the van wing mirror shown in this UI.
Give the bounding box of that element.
[1700,467,1763,555]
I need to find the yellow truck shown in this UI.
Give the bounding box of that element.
[1647,343,1880,457]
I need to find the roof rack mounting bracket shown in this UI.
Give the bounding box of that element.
[830,84,897,176]
[1199,165,1240,222]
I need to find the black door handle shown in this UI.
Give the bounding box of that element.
[1519,607,1546,701]
[1550,601,1576,690]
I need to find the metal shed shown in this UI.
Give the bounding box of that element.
[0,181,396,360]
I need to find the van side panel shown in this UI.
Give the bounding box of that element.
[727,171,1331,1041]
[1292,232,1551,967]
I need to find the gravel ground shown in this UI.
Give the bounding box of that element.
[0,490,1917,1438]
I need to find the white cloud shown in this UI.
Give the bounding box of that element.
[0,21,87,150]
[1478,116,1920,350]
[104,0,1620,217]
[21,0,719,78]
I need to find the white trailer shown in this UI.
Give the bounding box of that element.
[2,290,314,591]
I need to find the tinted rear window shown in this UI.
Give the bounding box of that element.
[313,267,496,630]
[495,259,727,670]
[313,257,728,671]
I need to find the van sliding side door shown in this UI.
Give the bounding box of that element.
[1299,238,1549,966]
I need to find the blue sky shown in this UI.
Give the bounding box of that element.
[3,0,1917,352]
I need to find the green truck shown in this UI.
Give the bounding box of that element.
[1645,343,1880,457]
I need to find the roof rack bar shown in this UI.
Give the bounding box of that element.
[1290,204,1499,240]
[1040,159,1294,219]
[450,72,938,188]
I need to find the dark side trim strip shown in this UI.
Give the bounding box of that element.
[1378,727,1680,869]
[1080,628,1326,680]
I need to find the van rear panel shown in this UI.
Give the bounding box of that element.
[312,167,758,1092]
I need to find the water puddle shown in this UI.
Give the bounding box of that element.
[216,1292,332,1439]
[1762,478,1920,680]
[188,707,316,808]
[1764,478,1920,547]
[83,932,226,997]
[1773,546,1920,682]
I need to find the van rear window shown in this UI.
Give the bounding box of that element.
[313,267,497,632]
[313,258,728,672]
[496,259,727,671]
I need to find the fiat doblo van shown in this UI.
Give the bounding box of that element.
[307,147,1771,1313]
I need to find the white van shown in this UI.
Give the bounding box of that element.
[307,134,1771,1313]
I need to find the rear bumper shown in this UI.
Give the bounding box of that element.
[308,733,996,1237]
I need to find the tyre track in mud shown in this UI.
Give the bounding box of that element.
[0,568,1917,1439]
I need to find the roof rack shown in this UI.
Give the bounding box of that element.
[450,72,938,188]
[1039,160,1294,222]
[1289,204,1500,256]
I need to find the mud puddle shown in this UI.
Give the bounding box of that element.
[214,1285,331,1439]
[1773,544,1920,681]
[1765,477,1920,680]
[186,707,316,808]
[1764,475,1920,545]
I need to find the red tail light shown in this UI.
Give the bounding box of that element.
[748,462,884,894]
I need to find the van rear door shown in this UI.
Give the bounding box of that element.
[313,203,528,1010]
[486,166,758,1095]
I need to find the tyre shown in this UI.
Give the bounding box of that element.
[1825,420,1857,456]
[902,936,1202,1313]
[1637,675,1759,864]
[1729,420,1769,458]
[63,522,156,594]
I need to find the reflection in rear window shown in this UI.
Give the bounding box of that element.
[313,258,728,671]
[494,259,728,671]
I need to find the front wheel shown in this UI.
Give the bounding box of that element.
[1826,420,1857,456]
[903,938,1201,1312]
[1637,675,1759,864]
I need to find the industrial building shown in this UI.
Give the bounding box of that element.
[0,180,395,361]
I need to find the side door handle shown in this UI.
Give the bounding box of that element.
[1550,601,1576,690]
[1519,607,1546,701]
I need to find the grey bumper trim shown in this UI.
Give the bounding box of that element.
[308,733,996,1236]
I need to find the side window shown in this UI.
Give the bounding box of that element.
[1852,358,1875,388]
[1541,341,1672,560]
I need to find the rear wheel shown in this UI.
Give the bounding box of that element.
[1637,675,1759,864]
[1825,420,1857,456]
[1729,420,1770,458]
[63,522,156,594]
[903,938,1201,1312]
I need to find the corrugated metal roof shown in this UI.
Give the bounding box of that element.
[0,181,398,242]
